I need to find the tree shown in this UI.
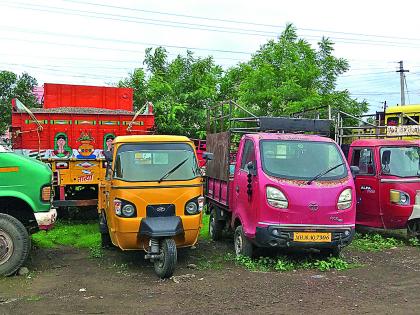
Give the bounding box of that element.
[0,71,39,134]
[221,24,368,119]
[120,47,223,138]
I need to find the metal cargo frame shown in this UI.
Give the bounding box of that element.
[205,100,333,206]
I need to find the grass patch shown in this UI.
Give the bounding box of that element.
[26,295,43,302]
[349,233,404,252]
[197,251,356,273]
[408,237,420,247]
[32,221,102,258]
[199,214,210,240]
[235,255,355,272]
[196,252,234,270]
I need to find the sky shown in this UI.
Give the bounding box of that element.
[2,0,420,113]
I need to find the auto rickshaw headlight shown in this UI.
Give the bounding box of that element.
[390,190,410,205]
[122,204,136,217]
[186,201,198,215]
[337,188,352,210]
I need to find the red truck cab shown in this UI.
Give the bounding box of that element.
[347,139,420,237]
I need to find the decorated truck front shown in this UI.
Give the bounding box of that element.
[10,83,155,209]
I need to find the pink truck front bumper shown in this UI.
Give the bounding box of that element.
[34,208,57,230]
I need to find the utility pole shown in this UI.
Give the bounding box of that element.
[396,61,409,105]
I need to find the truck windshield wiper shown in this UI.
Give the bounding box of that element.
[306,163,345,185]
[158,157,189,183]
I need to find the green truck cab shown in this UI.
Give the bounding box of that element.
[0,144,57,276]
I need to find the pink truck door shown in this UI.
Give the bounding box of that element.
[350,147,382,227]
[232,139,257,235]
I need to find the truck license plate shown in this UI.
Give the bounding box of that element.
[293,232,331,242]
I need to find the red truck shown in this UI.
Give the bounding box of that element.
[347,139,420,238]
[11,83,155,208]
[334,109,420,239]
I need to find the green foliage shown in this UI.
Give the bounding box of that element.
[26,295,43,302]
[119,24,367,138]
[199,213,210,240]
[32,221,102,258]
[119,47,222,138]
[408,237,420,247]
[0,71,39,134]
[349,233,404,252]
[221,24,367,119]
[235,255,353,272]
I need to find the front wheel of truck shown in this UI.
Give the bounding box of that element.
[234,225,254,258]
[209,209,223,241]
[407,219,420,241]
[154,238,177,278]
[0,214,31,276]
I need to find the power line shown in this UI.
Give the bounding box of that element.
[4,1,420,49]
[0,35,251,57]
[62,0,420,43]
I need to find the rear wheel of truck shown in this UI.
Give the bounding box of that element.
[234,225,254,258]
[0,214,31,276]
[209,209,223,241]
[154,238,177,278]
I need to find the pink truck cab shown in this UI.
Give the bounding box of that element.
[347,139,420,238]
[204,111,357,256]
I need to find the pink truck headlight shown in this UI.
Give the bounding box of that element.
[337,188,352,210]
[266,186,288,209]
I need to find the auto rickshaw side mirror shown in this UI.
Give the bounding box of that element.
[104,152,114,180]
[350,165,360,179]
[203,152,214,161]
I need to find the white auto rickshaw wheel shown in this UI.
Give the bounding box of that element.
[154,238,177,278]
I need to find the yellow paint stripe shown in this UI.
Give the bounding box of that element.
[0,167,19,173]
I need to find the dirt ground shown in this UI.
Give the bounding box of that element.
[0,238,419,315]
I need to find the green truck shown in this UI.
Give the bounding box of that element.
[0,144,57,276]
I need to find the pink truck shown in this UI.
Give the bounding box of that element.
[204,106,358,256]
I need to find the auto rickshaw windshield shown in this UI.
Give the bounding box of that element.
[380,146,420,177]
[114,143,200,182]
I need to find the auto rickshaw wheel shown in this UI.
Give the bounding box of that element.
[100,232,114,249]
[234,225,254,258]
[154,238,177,278]
[209,209,223,241]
